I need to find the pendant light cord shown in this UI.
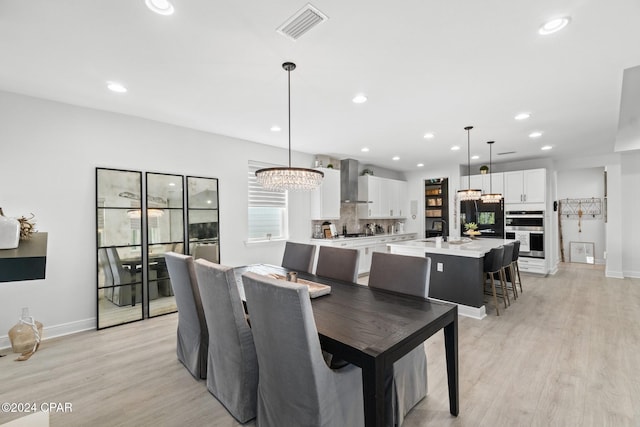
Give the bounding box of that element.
[487,140,496,194]
[467,129,470,188]
[465,126,473,188]
[287,66,291,168]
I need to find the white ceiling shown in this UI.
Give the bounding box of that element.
[1,0,639,172]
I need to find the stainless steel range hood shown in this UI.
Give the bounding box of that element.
[340,158,369,203]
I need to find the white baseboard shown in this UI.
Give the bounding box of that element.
[0,317,95,351]
[428,297,486,320]
[605,269,624,279]
[622,270,640,279]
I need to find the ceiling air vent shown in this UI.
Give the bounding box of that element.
[277,3,328,41]
[497,151,516,156]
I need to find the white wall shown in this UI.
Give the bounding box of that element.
[621,151,640,277]
[0,91,313,344]
[556,168,606,264]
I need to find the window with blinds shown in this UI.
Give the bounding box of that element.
[248,161,288,241]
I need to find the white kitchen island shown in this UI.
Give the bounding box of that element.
[388,237,515,319]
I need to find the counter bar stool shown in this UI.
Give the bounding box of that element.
[500,243,516,302]
[511,240,523,294]
[483,246,506,316]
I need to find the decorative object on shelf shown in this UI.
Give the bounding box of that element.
[16,213,37,240]
[481,141,503,204]
[8,307,43,361]
[464,222,481,238]
[255,62,324,191]
[479,165,489,174]
[361,168,374,176]
[0,207,20,249]
[326,163,334,169]
[457,126,482,201]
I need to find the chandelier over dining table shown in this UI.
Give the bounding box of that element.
[255,62,324,191]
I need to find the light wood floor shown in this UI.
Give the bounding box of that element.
[1,263,639,426]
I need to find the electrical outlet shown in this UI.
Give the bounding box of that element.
[437,262,443,272]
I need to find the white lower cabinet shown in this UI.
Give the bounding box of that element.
[517,256,546,275]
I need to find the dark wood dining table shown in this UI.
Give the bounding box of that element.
[233,264,459,427]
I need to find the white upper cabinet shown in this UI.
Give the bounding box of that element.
[504,169,545,204]
[358,175,381,218]
[390,179,408,217]
[358,175,408,218]
[310,168,340,219]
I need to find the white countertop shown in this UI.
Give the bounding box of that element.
[310,232,417,244]
[387,237,514,258]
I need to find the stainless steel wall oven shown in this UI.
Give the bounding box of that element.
[505,210,544,258]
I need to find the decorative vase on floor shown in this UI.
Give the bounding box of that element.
[0,207,20,249]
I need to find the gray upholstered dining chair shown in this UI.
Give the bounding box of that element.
[105,247,141,306]
[368,251,431,427]
[193,244,219,263]
[164,252,208,380]
[98,248,115,302]
[281,241,316,273]
[194,259,258,423]
[315,246,360,282]
[242,272,364,427]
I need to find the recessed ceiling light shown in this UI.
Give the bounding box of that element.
[107,81,127,93]
[361,147,370,152]
[471,155,480,160]
[529,131,543,138]
[145,0,174,15]
[417,163,424,167]
[392,156,400,161]
[541,145,553,150]
[270,125,281,132]
[169,182,175,187]
[451,146,461,151]
[352,94,368,104]
[514,113,531,120]
[207,200,212,204]
[423,133,435,139]
[538,17,570,35]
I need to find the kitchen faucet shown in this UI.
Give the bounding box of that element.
[432,219,448,240]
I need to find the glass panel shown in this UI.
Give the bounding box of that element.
[96,168,144,329]
[187,210,218,241]
[146,173,184,317]
[187,176,220,262]
[97,286,144,329]
[98,209,143,247]
[187,176,218,209]
[97,169,143,208]
[148,209,184,244]
[147,173,183,208]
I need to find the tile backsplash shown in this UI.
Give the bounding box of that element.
[311,203,406,238]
